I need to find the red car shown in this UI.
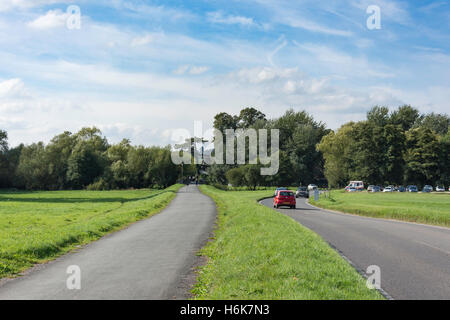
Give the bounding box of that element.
[273,190,296,209]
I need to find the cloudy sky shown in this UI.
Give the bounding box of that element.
[0,0,449,146]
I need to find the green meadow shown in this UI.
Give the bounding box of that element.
[311,190,450,227]
[0,185,182,279]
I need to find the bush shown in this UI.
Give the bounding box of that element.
[86,178,110,191]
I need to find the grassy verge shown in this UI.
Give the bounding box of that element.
[0,184,183,279]
[311,190,450,227]
[194,185,383,300]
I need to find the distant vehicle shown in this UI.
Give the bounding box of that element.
[370,186,381,192]
[307,184,318,191]
[436,186,445,192]
[407,185,418,192]
[274,187,288,196]
[347,181,364,191]
[367,185,375,192]
[397,186,406,192]
[347,187,357,192]
[296,186,309,198]
[273,190,296,209]
[422,185,433,193]
[383,186,394,192]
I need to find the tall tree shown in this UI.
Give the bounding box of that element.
[237,107,266,128]
[418,113,450,135]
[404,127,440,186]
[0,130,9,188]
[390,105,421,131]
[317,123,355,188]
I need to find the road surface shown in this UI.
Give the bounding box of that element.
[261,197,450,300]
[0,185,216,300]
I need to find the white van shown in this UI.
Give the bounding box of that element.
[347,181,364,191]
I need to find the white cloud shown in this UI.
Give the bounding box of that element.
[0,63,447,147]
[130,34,154,47]
[173,65,209,75]
[292,42,396,79]
[114,1,195,22]
[283,16,353,37]
[207,11,255,26]
[27,9,68,29]
[0,0,74,12]
[0,78,28,98]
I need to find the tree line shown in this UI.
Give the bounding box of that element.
[206,107,329,189]
[1,105,449,191]
[317,106,450,188]
[207,106,449,189]
[0,127,181,190]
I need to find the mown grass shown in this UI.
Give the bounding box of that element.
[0,184,183,279]
[311,190,450,227]
[194,186,383,300]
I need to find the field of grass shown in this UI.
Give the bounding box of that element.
[194,186,383,300]
[0,184,183,279]
[311,190,450,227]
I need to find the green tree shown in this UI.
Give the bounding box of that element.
[213,112,239,133]
[390,105,421,131]
[107,139,132,188]
[0,130,9,188]
[317,123,355,188]
[237,107,266,128]
[418,113,450,135]
[438,132,450,186]
[242,164,261,190]
[404,127,440,186]
[45,131,77,189]
[66,127,109,188]
[383,124,406,184]
[225,167,245,187]
[16,142,51,189]
[148,146,179,188]
[367,106,389,127]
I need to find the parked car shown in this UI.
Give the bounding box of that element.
[397,186,406,192]
[383,186,394,192]
[274,187,288,196]
[422,185,433,193]
[347,187,357,192]
[307,184,318,191]
[296,186,309,198]
[370,186,381,192]
[436,186,445,192]
[347,181,364,191]
[367,185,375,192]
[273,190,296,209]
[407,185,418,192]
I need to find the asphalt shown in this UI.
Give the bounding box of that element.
[260,197,450,300]
[0,185,216,300]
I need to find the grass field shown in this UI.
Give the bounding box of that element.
[311,190,450,227]
[194,186,383,300]
[0,184,182,279]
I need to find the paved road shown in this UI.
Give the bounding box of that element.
[0,185,216,300]
[261,197,450,300]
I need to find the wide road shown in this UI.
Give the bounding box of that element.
[0,185,216,300]
[261,197,450,300]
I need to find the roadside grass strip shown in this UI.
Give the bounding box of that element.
[0,184,183,279]
[194,186,383,300]
[311,190,450,227]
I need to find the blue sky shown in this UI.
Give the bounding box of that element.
[0,0,449,146]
